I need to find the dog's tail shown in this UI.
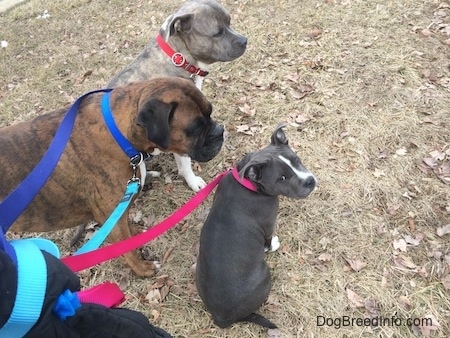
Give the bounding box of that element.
[240,313,277,329]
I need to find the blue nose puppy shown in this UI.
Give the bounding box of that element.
[196,123,317,330]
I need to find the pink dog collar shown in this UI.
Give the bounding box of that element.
[231,167,257,192]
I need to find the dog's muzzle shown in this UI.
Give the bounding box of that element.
[189,124,224,162]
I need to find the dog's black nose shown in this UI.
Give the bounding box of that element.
[304,175,316,190]
[211,124,224,138]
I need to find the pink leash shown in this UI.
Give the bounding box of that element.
[77,282,125,307]
[62,170,229,272]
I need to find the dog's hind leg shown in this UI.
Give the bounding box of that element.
[174,153,206,192]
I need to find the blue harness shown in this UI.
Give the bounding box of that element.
[0,89,149,337]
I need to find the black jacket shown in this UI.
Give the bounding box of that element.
[0,250,172,338]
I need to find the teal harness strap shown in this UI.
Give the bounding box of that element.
[0,239,55,337]
[74,180,140,255]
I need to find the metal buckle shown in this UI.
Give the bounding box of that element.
[171,52,185,67]
[130,153,144,168]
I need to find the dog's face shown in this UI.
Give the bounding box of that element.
[241,124,317,199]
[165,0,247,64]
[133,78,224,162]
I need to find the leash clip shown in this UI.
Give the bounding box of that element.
[128,153,144,185]
[130,153,144,168]
[128,165,141,186]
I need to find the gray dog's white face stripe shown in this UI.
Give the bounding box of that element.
[278,155,316,182]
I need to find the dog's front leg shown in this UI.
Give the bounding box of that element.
[174,153,206,192]
[109,219,160,277]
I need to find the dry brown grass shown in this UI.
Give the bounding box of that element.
[1,0,449,337]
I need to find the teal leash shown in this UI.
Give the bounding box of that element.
[74,92,151,255]
[74,180,140,255]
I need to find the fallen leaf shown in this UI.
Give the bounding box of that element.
[118,268,131,290]
[145,289,161,304]
[420,29,432,37]
[393,254,417,270]
[312,258,328,271]
[238,103,256,116]
[319,237,331,249]
[162,247,174,264]
[318,252,332,262]
[265,294,282,314]
[154,275,170,289]
[423,157,438,168]
[346,288,364,308]
[411,314,440,337]
[403,233,423,246]
[429,150,446,161]
[151,309,160,321]
[393,238,407,252]
[142,214,156,227]
[417,266,429,278]
[373,168,385,178]
[236,124,255,136]
[364,298,381,316]
[160,285,171,301]
[344,256,367,272]
[267,328,282,338]
[377,223,387,236]
[398,295,412,311]
[295,113,310,124]
[307,28,322,39]
[441,274,450,290]
[436,224,450,237]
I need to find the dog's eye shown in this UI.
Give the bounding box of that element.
[280,175,286,181]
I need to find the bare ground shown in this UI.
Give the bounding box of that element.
[1,0,449,337]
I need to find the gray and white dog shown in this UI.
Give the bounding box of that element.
[108,0,247,192]
[196,124,316,330]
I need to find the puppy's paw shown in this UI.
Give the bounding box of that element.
[265,236,280,253]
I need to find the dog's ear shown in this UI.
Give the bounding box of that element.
[243,161,267,184]
[270,122,289,146]
[246,165,261,183]
[169,13,194,36]
[136,99,178,149]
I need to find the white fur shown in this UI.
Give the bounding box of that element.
[265,235,280,253]
[151,148,162,156]
[278,155,317,183]
[174,154,206,192]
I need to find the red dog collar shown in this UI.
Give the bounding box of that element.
[156,34,209,77]
[231,167,257,192]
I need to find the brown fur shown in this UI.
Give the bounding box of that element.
[1,78,223,277]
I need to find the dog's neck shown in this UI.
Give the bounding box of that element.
[157,29,210,89]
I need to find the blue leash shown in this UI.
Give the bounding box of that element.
[0,89,151,261]
[0,88,148,337]
[74,91,150,254]
[0,88,109,337]
[0,88,112,265]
